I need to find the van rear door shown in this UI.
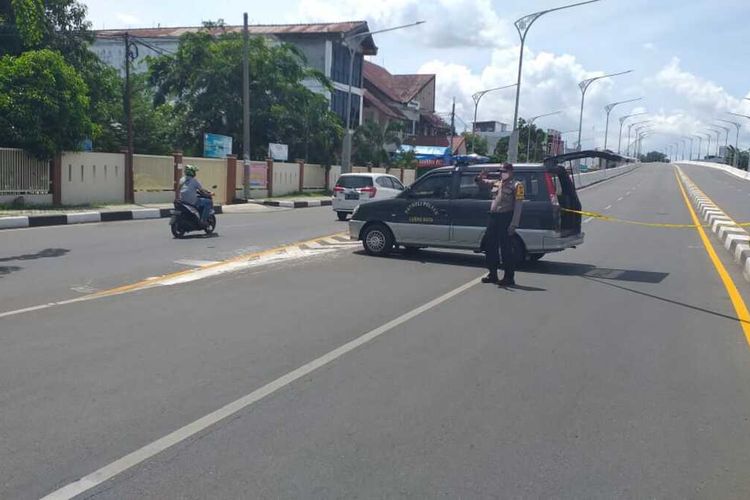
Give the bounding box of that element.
[555,166,582,236]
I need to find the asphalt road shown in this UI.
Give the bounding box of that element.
[679,163,750,223]
[4,164,750,499]
[0,205,343,313]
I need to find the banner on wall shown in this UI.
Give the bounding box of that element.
[249,161,267,188]
[203,133,233,158]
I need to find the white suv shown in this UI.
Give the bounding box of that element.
[332,173,405,221]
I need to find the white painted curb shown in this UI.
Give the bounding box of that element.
[0,216,29,229]
[66,212,102,224]
[131,208,162,220]
[678,167,750,283]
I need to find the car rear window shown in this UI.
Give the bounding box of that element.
[335,176,373,189]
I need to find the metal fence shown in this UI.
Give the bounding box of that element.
[0,148,50,195]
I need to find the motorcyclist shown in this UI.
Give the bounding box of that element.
[178,165,213,226]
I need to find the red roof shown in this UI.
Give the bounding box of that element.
[364,90,404,120]
[421,112,450,129]
[363,61,434,104]
[95,21,378,54]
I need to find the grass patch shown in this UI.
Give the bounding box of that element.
[269,191,331,199]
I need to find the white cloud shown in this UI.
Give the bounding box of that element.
[643,42,656,51]
[654,57,740,113]
[297,0,513,48]
[116,12,141,25]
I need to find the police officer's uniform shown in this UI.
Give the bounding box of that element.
[480,172,524,285]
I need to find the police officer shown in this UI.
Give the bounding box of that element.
[475,163,524,286]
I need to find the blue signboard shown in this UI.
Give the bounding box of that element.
[203,133,233,158]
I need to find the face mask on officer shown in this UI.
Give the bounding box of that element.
[501,171,511,181]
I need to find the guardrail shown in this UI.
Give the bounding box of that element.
[575,162,641,188]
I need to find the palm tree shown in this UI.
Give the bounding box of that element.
[353,120,403,167]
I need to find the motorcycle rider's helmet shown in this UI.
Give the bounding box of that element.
[184,164,198,177]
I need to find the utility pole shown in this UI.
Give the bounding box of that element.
[450,97,456,137]
[242,13,251,200]
[124,32,135,203]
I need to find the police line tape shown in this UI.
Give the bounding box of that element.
[561,208,750,229]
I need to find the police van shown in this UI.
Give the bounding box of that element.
[348,152,610,261]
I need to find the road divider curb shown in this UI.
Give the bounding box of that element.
[0,206,224,231]
[255,199,331,208]
[677,166,750,283]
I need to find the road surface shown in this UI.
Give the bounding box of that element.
[2,163,750,499]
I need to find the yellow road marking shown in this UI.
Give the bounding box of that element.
[0,232,351,319]
[674,169,750,345]
[90,232,350,299]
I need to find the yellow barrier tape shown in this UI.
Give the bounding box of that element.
[562,208,750,229]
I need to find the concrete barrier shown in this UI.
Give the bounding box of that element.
[677,161,750,182]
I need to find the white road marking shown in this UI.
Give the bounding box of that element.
[626,191,632,196]
[40,275,482,500]
[617,197,624,201]
[604,205,613,210]
[583,217,594,223]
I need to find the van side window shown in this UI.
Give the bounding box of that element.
[457,174,492,200]
[516,173,549,201]
[410,175,452,199]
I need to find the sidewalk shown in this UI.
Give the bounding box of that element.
[0,196,332,230]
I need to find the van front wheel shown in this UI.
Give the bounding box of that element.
[362,223,394,256]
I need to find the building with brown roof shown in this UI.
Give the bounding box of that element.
[362,61,449,140]
[91,21,377,125]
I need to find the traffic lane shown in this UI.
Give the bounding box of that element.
[0,206,343,314]
[90,166,750,498]
[679,163,750,224]
[0,246,483,499]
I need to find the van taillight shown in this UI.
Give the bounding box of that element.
[333,186,344,193]
[359,186,377,198]
[544,173,559,207]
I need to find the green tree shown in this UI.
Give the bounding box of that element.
[641,151,668,163]
[0,0,122,151]
[0,49,93,158]
[393,149,417,170]
[462,132,488,156]
[149,27,342,160]
[493,119,548,162]
[353,120,402,167]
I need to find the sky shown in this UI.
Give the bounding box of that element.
[84,0,750,156]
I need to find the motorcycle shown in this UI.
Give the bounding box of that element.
[170,193,216,238]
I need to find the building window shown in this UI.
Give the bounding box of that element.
[331,43,362,87]
[331,89,361,126]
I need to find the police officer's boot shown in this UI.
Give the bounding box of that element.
[482,272,499,284]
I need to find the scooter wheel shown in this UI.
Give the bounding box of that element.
[204,215,216,235]
[171,223,186,239]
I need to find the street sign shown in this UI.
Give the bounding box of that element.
[203,133,233,158]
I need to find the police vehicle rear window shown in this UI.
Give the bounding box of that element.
[335,176,373,189]
[457,172,548,201]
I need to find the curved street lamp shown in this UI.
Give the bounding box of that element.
[341,20,426,172]
[627,119,651,156]
[603,97,642,150]
[470,82,518,153]
[691,135,704,161]
[707,128,723,156]
[576,69,633,151]
[525,110,562,161]
[717,118,742,167]
[508,0,602,162]
[618,112,647,154]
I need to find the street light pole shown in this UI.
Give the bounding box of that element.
[728,112,750,168]
[576,69,633,151]
[470,83,518,153]
[340,21,425,173]
[717,118,741,168]
[524,110,561,161]
[508,0,601,162]
[627,119,651,156]
[617,112,647,154]
[603,97,642,150]
[707,128,722,156]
